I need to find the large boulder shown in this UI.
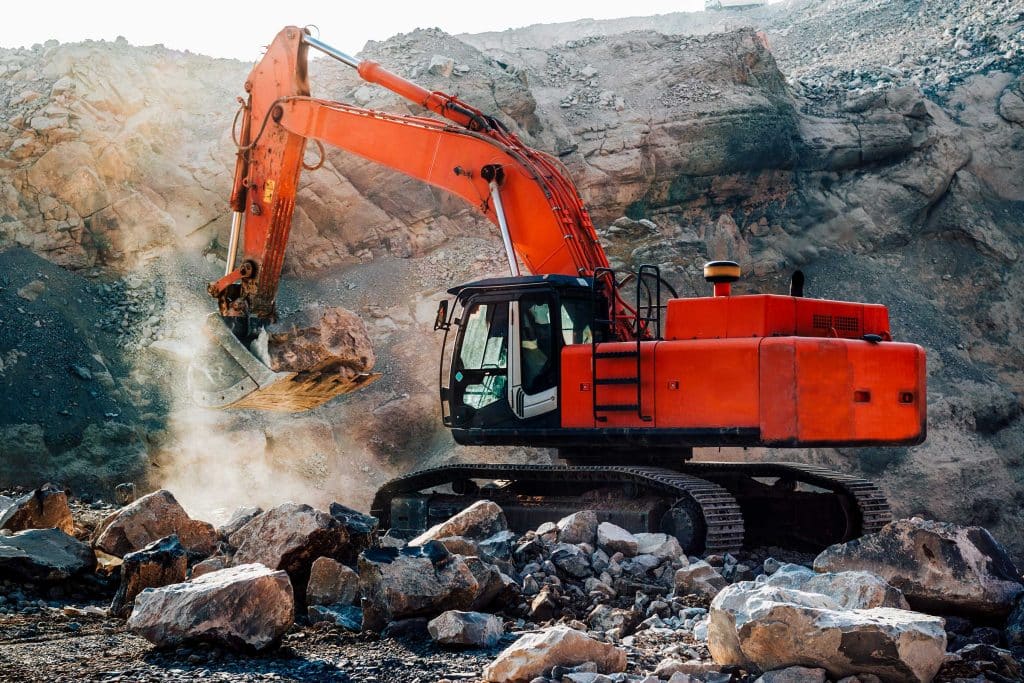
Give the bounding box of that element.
[264,306,375,377]
[0,528,95,581]
[428,610,503,648]
[127,564,294,651]
[93,490,218,558]
[675,560,728,599]
[764,563,909,610]
[483,626,627,682]
[306,556,360,606]
[708,583,946,683]
[814,518,1023,618]
[0,483,74,534]
[110,535,188,618]
[229,503,352,597]
[409,501,507,547]
[358,542,480,631]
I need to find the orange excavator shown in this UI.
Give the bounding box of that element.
[197,26,927,554]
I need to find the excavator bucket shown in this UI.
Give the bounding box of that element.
[188,314,380,412]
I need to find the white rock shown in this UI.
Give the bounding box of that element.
[766,563,909,610]
[675,560,728,599]
[483,626,626,682]
[597,522,638,557]
[708,583,946,683]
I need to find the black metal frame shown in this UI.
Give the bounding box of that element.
[590,264,663,424]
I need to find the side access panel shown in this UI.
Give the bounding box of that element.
[759,338,926,445]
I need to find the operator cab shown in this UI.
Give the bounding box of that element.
[436,275,604,433]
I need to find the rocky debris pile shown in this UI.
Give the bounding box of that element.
[1,483,1024,680]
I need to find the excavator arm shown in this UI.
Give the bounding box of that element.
[209,26,611,325]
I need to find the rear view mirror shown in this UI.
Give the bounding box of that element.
[434,299,450,331]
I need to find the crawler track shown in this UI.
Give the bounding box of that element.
[371,461,891,554]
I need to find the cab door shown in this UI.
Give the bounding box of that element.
[509,292,559,419]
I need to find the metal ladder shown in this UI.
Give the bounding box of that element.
[590,265,662,423]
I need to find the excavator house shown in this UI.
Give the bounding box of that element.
[200,27,927,555]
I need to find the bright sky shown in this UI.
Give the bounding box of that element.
[1,0,716,62]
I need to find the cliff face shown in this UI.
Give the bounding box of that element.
[0,5,1022,555]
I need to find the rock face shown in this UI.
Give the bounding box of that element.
[764,563,909,610]
[814,518,1024,618]
[483,626,627,682]
[409,500,507,547]
[0,483,74,534]
[127,563,294,650]
[93,490,217,558]
[110,534,188,618]
[305,556,360,606]
[427,610,503,647]
[708,583,946,683]
[0,527,95,581]
[228,503,351,596]
[264,307,375,377]
[358,542,480,631]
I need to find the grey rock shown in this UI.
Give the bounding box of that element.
[307,604,362,631]
[358,542,479,631]
[814,518,1023,618]
[597,523,638,557]
[428,610,503,647]
[551,543,592,578]
[0,528,95,581]
[754,666,828,683]
[674,560,728,599]
[217,506,262,540]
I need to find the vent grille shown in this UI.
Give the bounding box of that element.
[812,314,832,329]
[836,316,860,332]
